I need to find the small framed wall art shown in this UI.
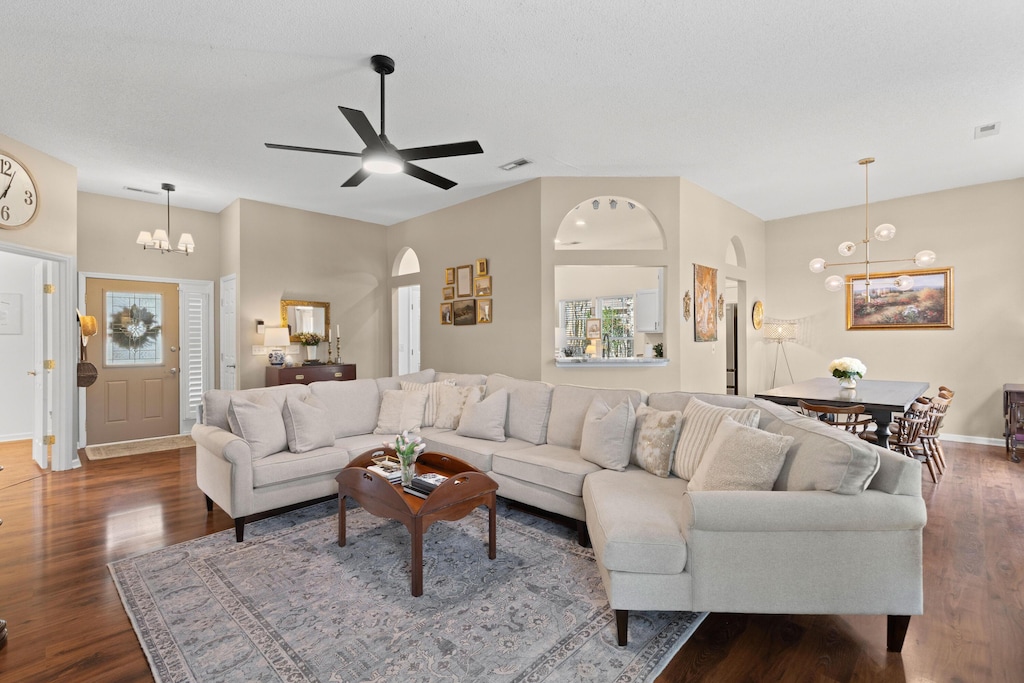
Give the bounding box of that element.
[473,275,491,297]
[440,302,453,325]
[445,268,455,285]
[585,317,602,339]
[477,298,492,323]
[453,298,476,325]
[476,258,488,276]
[442,286,455,301]
[456,265,473,297]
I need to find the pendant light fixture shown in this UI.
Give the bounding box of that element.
[136,183,195,255]
[808,158,935,300]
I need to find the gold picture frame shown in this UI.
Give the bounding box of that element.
[440,302,453,325]
[453,298,476,326]
[444,268,455,285]
[845,267,953,330]
[442,286,455,301]
[477,298,492,323]
[473,275,491,297]
[693,264,718,342]
[476,258,488,276]
[280,299,330,343]
[456,264,473,297]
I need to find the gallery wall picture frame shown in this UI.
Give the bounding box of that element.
[445,268,455,285]
[845,267,954,330]
[442,286,455,301]
[0,292,23,334]
[453,298,477,325]
[477,298,492,323]
[585,317,602,339]
[473,275,492,297]
[693,264,718,342]
[456,265,473,297]
[476,258,488,276]
[440,302,453,325]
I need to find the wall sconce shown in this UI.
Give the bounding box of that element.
[683,290,692,321]
[717,294,725,321]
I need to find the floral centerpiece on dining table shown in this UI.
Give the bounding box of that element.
[386,431,426,486]
[829,357,867,389]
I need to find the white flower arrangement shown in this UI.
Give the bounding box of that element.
[385,431,426,467]
[829,357,867,380]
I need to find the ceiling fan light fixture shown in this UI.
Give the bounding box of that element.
[362,152,404,175]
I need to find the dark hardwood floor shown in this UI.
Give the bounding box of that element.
[0,439,1020,682]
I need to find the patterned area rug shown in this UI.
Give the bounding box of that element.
[110,500,705,682]
[85,434,195,460]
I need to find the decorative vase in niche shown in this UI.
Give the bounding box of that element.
[838,376,857,389]
[305,345,318,362]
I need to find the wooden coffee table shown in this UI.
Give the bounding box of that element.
[336,448,498,597]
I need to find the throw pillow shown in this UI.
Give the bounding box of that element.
[688,417,794,492]
[434,384,485,430]
[281,395,335,453]
[400,379,456,427]
[631,403,683,478]
[456,388,508,442]
[227,395,288,459]
[580,396,637,471]
[674,397,761,480]
[373,389,429,435]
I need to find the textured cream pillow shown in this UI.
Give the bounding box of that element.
[373,389,429,435]
[580,397,637,471]
[630,403,683,478]
[282,395,335,453]
[434,385,484,430]
[400,379,456,427]
[227,395,288,459]
[674,397,761,480]
[456,388,508,441]
[688,417,794,491]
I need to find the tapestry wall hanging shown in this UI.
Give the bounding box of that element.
[693,264,718,342]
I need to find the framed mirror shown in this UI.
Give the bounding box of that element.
[280,300,330,342]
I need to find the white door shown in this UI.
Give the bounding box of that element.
[397,285,420,375]
[180,284,213,433]
[409,285,420,373]
[32,261,53,468]
[220,275,237,390]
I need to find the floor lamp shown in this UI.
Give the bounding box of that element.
[764,319,799,388]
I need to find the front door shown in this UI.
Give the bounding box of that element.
[85,278,180,445]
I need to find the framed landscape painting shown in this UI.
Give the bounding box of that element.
[453,299,477,326]
[845,267,953,330]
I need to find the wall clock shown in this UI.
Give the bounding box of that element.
[0,152,39,229]
[752,300,764,330]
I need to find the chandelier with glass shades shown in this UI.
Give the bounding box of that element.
[809,158,934,301]
[135,183,195,255]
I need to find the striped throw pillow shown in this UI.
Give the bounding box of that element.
[400,379,456,427]
[673,397,760,480]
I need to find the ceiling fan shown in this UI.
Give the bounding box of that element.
[265,54,483,190]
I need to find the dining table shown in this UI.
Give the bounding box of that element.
[755,377,931,447]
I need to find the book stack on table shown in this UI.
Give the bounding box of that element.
[403,472,448,499]
[367,456,403,484]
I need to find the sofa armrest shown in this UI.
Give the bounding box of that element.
[683,489,927,534]
[191,423,253,467]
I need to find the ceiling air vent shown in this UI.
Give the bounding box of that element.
[974,122,1000,139]
[499,158,532,171]
[123,185,160,195]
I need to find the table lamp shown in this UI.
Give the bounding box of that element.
[265,327,291,366]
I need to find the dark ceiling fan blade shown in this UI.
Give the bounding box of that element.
[338,106,385,151]
[403,162,457,190]
[265,142,361,157]
[398,140,483,161]
[341,168,371,188]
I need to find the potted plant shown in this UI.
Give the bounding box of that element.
[295,332,323,362]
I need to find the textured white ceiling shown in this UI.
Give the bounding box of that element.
[3,1,1022,226]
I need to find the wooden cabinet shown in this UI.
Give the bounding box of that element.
[266,363,357,386]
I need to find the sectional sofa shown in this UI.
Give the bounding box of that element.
[192,369,926,650]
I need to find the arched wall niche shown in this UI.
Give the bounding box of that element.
[554,196,665,250]
[393,246,421,276]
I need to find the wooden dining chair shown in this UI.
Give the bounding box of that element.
[921,395,952,473]
[797,400,878,443]
[888,401,936,481]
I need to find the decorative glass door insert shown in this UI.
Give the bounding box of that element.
[105,291,164,366]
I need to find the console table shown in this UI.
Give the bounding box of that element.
[265,363,356,386]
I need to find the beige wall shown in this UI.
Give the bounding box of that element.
[766,178,1024,440]
[0,134,77,256]
[388,181,543,379]
[235,199,389,389]
[77,192,221,280]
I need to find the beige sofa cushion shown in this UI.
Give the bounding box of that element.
[373,389,428,435]
[580,397,637,471]
[584,468,689,574]
[203,384,309,431]
[282,395,335,453]
[400,379,455,427]
[547,385,647,450]
[435,372,488,386]
[631,404,683,478]
[456,388,508,441]
[251,445,348,488]
[375,369,437,393]
[434,384,484,430]
[485,374,554,445]
[310,379,381,438]
[688,417,794,491]
[422,431,532,472]
[674,397,760,479]
[227,394,288,460]
[491,444,602,497]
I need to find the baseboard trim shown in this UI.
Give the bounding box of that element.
[941,433,1004,447]
[0,434,33,444]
